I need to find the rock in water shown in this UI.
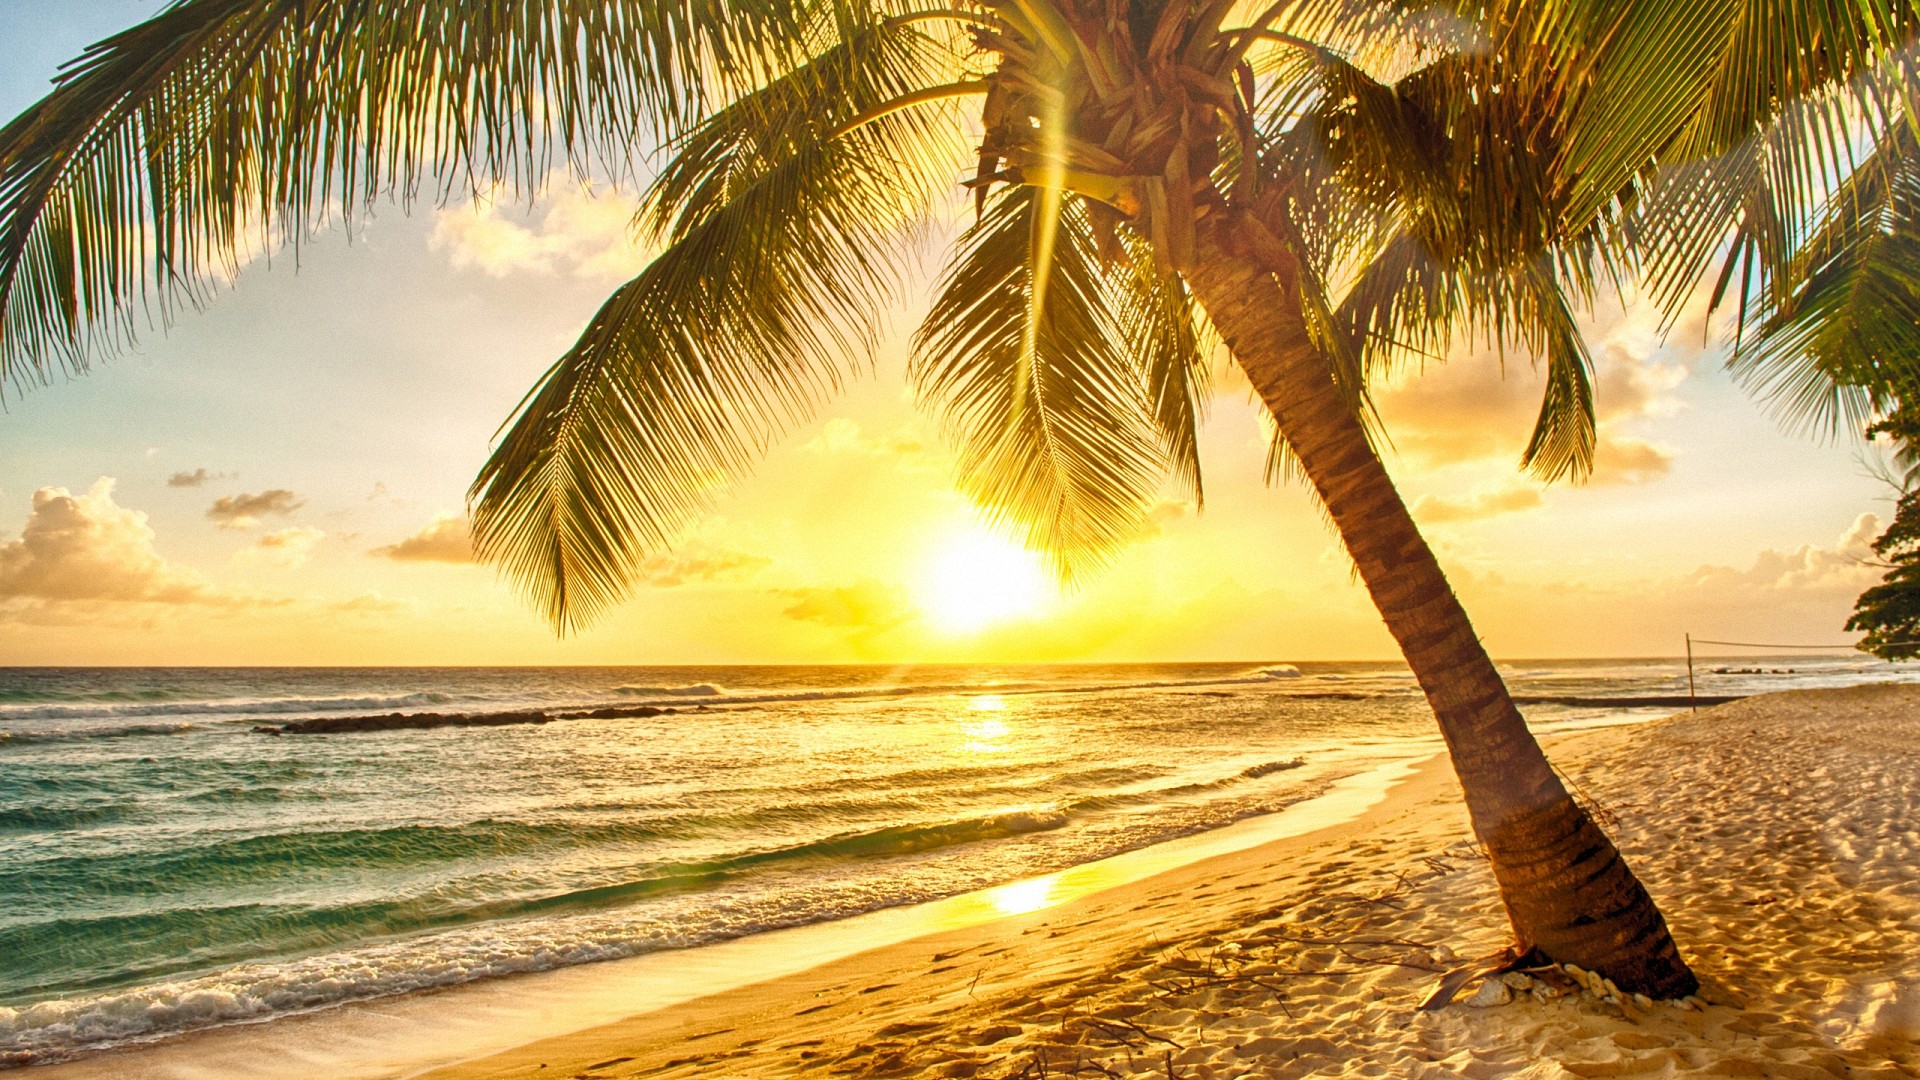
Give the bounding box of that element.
[1466,980,1513,1008]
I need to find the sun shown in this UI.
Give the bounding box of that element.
[918,530,1052,634]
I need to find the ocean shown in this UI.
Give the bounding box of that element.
[0,657,1906,1065]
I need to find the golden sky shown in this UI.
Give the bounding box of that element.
[0,6,1895,665]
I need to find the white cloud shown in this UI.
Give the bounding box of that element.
[1413,482,1545,524]
[207,489,304,530]
[0,479,212,603]
[167,468,226,488]
[372,514,474,563]
[1372,293,1702,482]
[430,181,652,280]
[1681,513,1882,596]
[330,592,407,615]
[239,526,326,569]
[637,544,770,587]
[798,417,940,474]
[777,579,913,631]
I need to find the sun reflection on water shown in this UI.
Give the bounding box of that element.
[957,694,1013,753]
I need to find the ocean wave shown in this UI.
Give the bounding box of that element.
[0,722,197,744]
[0,692,456,724]
[0,818,680,898]
[257,674,1317,738]
[604,670,1334,712]
[0,759,1329,1066]
[0,687,189,705]
[0,784,1338,1067]
[614,683,726,697]
[1065,758,1306,813]
[0,804,135,831]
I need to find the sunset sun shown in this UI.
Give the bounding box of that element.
[918,531,1052,634]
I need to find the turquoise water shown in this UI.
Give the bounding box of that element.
[0,658,1907,1064]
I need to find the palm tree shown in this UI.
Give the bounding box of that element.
[2,0,1910,997]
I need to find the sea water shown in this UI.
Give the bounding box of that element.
[0,658,1907,1064]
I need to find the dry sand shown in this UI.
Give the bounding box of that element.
[27,685,1920,1079]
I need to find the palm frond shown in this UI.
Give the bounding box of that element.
[469,18,968,632]
[1518,265,1597,481]
[1560,0,1912,234]
[1733,117,1920,435]
[1114,230,1211,505]
[640,8,976,241]
[0,0,814,389]
[912,187,1173,577]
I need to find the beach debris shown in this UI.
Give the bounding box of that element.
[1531,980,1569,1003]
[1466,979,1513,1007]
[1418,949,1520,1010]
[1500,972,1535,991]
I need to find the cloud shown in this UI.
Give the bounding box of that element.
[1681,513,1883,596]
[1412,483,1545,524]
[0,479,212,603]
[1372,298,1695,481]
[372,514,474,563]
[371,516,766,585]
[801,418,938,470]
[1139,498,1196,538]
[167,468,226,488]
[207,489,304,530]
[239,526,326,569]
[777,580,914,631]
[1586,436,1673,486]
[330,592,407,615]
[637,544,770,587]
[430,181,651,280]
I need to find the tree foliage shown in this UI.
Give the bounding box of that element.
[2,0,1919,631]
[1850,409,1920,660]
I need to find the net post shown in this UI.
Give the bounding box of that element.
[1685,633,1697,712]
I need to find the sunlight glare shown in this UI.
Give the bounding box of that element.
[989,874,1061,916]
[919,532,1051,634]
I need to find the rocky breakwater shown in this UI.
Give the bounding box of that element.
[254,703,682,735]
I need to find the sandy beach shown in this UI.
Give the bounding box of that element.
[27,684,1920,1079]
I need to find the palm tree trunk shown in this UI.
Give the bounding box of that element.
[1184,208,1698,999]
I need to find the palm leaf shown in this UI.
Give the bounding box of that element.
[469,17,969,632]
[912,188,1173,577]
[1517,264,1598,481]
[1733,118,1920,435]
[1114,230,1210,505]
[1560,0,1910,235]
[0,0,812,388]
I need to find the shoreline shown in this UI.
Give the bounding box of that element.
[22,687,1920,1079]
[19,745,1448,1079]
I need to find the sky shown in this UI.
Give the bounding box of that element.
[0,2,1899,666]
